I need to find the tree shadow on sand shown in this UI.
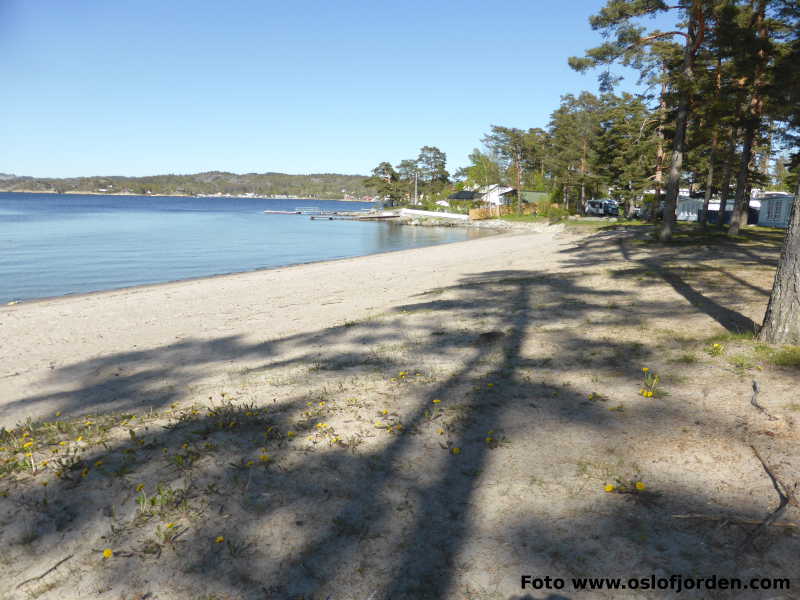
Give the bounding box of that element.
[2,235,797,599]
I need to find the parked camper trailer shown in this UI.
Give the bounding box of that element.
[757,194,793,229]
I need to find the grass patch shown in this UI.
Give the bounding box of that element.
[771,346,800,368]
[756,345,800,369]
[671,353,698,364]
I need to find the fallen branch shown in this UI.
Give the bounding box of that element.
[672,514,798,528]
[16,554,74,589]
[743,445,800,547]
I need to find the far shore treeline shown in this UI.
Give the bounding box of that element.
[0,171,372,200]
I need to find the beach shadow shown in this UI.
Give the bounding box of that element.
[2,232,796,599]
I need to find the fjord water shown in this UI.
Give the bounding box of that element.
[0,193,488,303]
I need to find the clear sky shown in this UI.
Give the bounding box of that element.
[1,1,673,178]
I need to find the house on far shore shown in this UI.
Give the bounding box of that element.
[448,187,548,207]
[480,184,516,206]
[757,193,794,228]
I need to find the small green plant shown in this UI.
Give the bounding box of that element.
[707,343,725,356]
[728,354,755,373]
[639,367,659,398]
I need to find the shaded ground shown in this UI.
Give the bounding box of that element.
[1,225,798,600]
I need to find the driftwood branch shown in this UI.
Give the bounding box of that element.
[16,554,74,589]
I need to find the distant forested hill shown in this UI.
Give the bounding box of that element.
[0,171,370,199]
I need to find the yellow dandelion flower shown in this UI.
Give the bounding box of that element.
[436,428,444,435]
[485,437,494,444]
[215,536,225,543]
[259,454,270,462]
[182,443,188,449]
[287,431,296,438]
[487,383,494,388]
[135,483,145,492]
[432,399,441,404]
[635,481,646,491]
[55,411,61,417]
[451,447,461,455]
[374,420,384,427]
[318,401,325,407]
[59,441,68,446]
[166,522,176,529]
[22,432,30,438]
[102,548,113,559]
[246,460,254,467]
[642,367,649,372]
[76,436,83,442]
[22,441,34,449]
[94,460,103,467]
[604,484,615,492]
[399,371,408,377]
[381,409,389,415]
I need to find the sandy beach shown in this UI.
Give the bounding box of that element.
[1,224,798,600]
[0,227,561,428]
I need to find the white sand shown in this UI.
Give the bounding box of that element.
[0,227,565,428]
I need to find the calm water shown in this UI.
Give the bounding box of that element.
[0,193,489,303]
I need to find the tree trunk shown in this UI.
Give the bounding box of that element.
[729,123,756,235]
[701,55,722,229]
[717,128,738,229]
[659,9,699,242]
[758,185,800,344]
[701,129,718,228]
[651,77,667,224]
[729,0,767,236]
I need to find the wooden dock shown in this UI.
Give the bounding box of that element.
[310,214,400,221]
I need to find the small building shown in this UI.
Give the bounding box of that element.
[757,193,793,228]
[480,184,516,206]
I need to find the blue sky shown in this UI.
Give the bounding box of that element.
[1,1,675,178]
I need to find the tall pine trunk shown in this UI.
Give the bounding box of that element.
[659,7,700,242]
[700,56,722,228]
[717,128,738,229]
[701,130,718,228]
[729,0,767,236]
[758,185,800,344]
[729,123,757,234]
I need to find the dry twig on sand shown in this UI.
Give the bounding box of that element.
[743,445,799,548]
[16,554,74,589]
[750,380,778,421]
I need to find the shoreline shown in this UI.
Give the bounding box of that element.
[0,228,569,428]
[4,226,507,307]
